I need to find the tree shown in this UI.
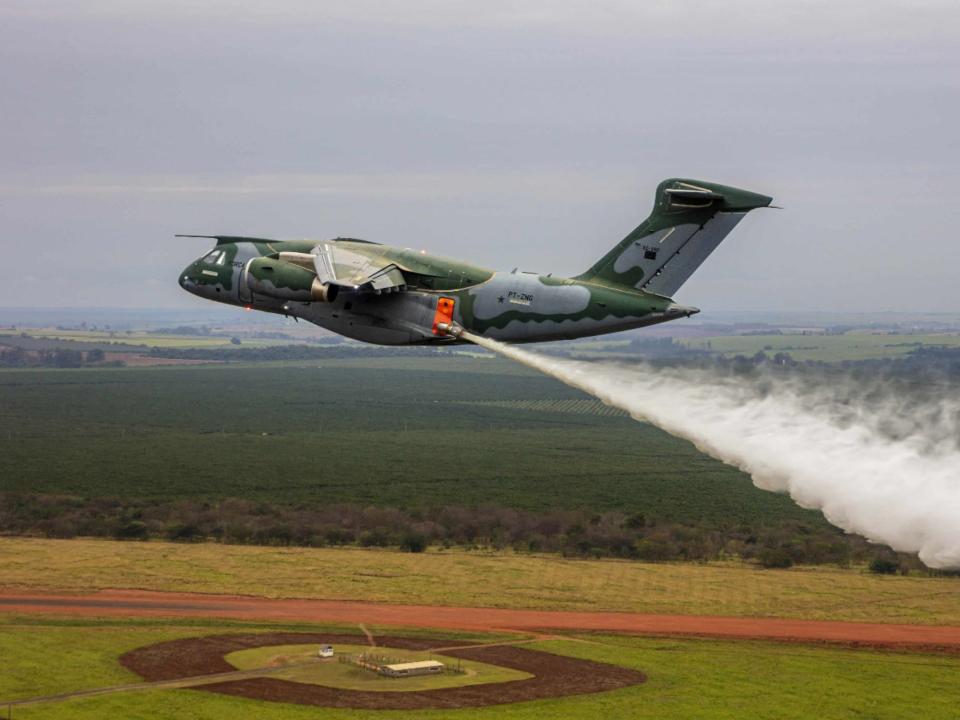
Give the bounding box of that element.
[114,520,148,540]
[400,532,427,553]
[758,547,794,569]
[166,522,202,542]
[360,529,392,547]
[52,349,83,368]
[869,557,899,575]
[0,347,28,367]
[634,539,679,562]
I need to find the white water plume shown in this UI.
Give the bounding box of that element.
[464,332,960,569]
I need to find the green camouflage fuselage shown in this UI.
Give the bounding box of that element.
[178,178,772,345]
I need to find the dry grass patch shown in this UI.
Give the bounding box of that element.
[2,538,959,625]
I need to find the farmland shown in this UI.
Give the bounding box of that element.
[3,337,960,718]
[678,331,960,362]
[0,357,822,525]
[0,327,295,349]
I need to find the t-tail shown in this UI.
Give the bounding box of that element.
[577,178,773,296]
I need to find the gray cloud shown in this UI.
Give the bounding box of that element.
[1,1,958,311]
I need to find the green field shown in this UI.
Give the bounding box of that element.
[0,616,509,703]
[2,616,958,719]
[679,332,960,362]
[226,643,531,690]
[0,357,825,526]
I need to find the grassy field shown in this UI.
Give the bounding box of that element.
[0,615,503,702]
[226,642,531,689]
[679,332,960,362]
[3,538,960,625]
[0,358,825,526]
[1,616,958,719]
[0,620,197,700]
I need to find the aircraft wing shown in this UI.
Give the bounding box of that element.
[312,240,408,294]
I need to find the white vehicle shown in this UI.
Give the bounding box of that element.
[318,645,334,659]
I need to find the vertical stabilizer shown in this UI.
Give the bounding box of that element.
[578,179,772,296]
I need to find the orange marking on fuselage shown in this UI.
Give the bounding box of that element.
[432,297,455,335]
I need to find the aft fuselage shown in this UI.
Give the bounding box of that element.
[178,238,695,345]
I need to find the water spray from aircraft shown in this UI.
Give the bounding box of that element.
[461,331,960,570]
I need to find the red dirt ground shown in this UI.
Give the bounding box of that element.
[4,589,960,653]
[121,632,646,709]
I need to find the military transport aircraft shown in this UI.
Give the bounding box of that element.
[178,178,772,345]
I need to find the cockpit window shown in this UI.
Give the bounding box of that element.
[203,250,223,265]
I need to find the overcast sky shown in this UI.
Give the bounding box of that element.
[1,0,958,313]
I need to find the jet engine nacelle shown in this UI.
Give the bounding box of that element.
[245,257,338,302]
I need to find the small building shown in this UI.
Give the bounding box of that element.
[380,660,445,678]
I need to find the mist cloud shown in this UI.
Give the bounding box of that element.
[469,334,960,569]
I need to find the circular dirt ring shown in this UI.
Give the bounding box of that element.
[121,633,646,709]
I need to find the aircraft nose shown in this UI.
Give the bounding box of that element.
[178,266,197,293]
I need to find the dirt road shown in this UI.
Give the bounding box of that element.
[3,589,960,653]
